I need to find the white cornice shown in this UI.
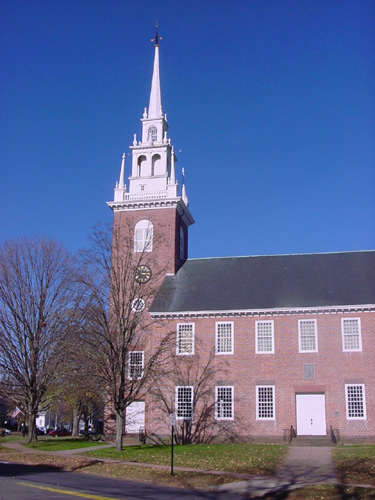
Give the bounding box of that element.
[149,304,375,319]
[107,197,195,226]
[130,143,169,151]
[108,198,180,211]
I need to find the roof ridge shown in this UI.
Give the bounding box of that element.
[187,250,375,261]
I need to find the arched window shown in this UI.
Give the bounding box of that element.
[147,126,157,143]
[137,156,147,177]
[134,220,153,253]
[152,154,162,176]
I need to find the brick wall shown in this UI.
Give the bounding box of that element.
[144,311,375,439]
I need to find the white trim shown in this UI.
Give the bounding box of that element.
[175,386,194,420]
[215,321,234,355]
[298,319,318,353]
[345,384,366,420]
[215,386,234,420]
[149,304,375,319]
[107,198,195,226]
[255,320,275,354]
[342,317,362,352]
[176,323,195,355]
[256,385,275,420]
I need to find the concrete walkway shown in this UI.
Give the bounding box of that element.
[216,446,337,496]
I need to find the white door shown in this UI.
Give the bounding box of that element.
[125,402,145,434]
[296,394,326,435]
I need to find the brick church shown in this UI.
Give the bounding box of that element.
[107,33,375,441]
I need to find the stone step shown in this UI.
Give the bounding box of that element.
[290,435,334,447]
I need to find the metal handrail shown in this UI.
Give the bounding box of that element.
[330,425,340,444]
[283,425,296,443]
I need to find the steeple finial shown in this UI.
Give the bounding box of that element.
[151,20,161,47]
[148,21,162,118]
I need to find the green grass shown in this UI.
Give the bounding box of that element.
[84,442,288,475]
[0,433,25,442]
[332,445,375,486]
[23,437,106,451]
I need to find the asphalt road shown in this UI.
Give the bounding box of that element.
[0,460,242,500]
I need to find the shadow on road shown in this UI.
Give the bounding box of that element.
[0,461,62,477]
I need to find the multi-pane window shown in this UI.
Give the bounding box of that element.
[342,318,362,352]
[346,384,366,420]
[148,126,157,142]
[215,386,234,420]
[134,220,153,252]
[128,351,144,380]
[256,386,275,420]
[176,386,193,419]
[256,321,274,353]
[177,323,194,355]
[216,322,233,354]
[298,319,318,352]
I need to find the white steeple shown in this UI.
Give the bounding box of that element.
[108,25,192,220]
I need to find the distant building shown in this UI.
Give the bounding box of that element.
[107,33,375,441]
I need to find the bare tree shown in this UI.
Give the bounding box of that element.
[0,236,82,442]
[151,345,239,444]
[80,222,173,451]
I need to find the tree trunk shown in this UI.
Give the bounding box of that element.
[83,411,90,439]
[72,406,80,437]
[115,411,124,451]
[27,408,37,443]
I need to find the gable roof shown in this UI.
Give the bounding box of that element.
[149,251,375,314]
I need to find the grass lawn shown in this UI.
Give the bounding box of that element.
[0,433,26,442]
[332,445,375,486]
[23,437,107,451]
[84,442,288,475]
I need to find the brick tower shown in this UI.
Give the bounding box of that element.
[107,27,194,280]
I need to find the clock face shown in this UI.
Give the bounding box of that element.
[134,265,152,284]
[131,298,145,313]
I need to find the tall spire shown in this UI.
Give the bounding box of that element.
[148,22,162,118]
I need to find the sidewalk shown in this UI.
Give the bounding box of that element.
[0,440,115,456]
[215,446,337,496]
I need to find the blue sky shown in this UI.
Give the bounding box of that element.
[1,0,374,259]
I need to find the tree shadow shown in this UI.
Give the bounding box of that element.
[0,461,62,477]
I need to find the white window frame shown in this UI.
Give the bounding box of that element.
[342,318,362,352]
[175,386,193,420]
[134,220,153,253]
[256,385,275,420]
[298,319,318,353]
[255,320,275,354]
[215,321,234,355]
[128,351,144,380]
[176,323,195,355]
[345,384,366,420]
[215,386,234,420]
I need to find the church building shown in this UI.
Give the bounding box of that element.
[107,33,375,442]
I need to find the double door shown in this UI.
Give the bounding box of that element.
[296,394,326,435]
